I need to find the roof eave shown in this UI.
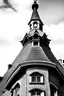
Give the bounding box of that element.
[4,60,64,90]
[28,19,44,25]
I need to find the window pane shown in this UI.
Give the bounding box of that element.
[12,84,20,96]
[32,76,36,82]
[37,91,40,95]
[31,90,41,96]
[15,88,20,96]
[33,22,38,28]
[41,92,45,96]
[41,76,44,83]
[31,91,35,95]
[37,76,40,82]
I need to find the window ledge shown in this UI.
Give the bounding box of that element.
[29,82,44,85]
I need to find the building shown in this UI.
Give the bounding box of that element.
[0,0,64,96]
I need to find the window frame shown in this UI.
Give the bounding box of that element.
[10,82,21,96]
[30,72,44,84]
[33,22,38,29]
[32,35,40,47]
[29,89,45,96]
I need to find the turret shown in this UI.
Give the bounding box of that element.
[28,0,44,31]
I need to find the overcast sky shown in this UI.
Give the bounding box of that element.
[0,0,64,76]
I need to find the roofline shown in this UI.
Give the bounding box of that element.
[28,19,44,25]
[5,60,64,89]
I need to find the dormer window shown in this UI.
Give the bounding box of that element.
[32,39,39,46]
[30,72,44,84]
[33,41,38,46]
[33,22,38,28]
[32,33,40,46]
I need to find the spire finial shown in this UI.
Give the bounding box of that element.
[32,0,38,10]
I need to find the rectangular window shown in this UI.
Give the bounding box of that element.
[31,76,40,83]
[31,76,44,83]
[34,41,38,46]
[31,91,41,96]
[11,83,20,96]
[31,91,45,96]
[30,72,44,84]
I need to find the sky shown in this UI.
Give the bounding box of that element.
[0,0,64,76]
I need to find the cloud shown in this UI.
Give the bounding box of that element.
[43,22,64,48]
[0,38,11,46]
[51,39,64,45]
[44,22,64,39]
[38,0,64,5]
[50,44,64,60]
[38,0,64,24]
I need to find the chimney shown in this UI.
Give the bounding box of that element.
[58,59,64,67]
[58,59,62,64]
[8,64,12,70]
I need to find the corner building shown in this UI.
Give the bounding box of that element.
[0,1,64,96]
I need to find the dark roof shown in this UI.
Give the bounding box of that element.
[26,46,50,61]
[0,43,64,95]
[30,8,40,20]
[28,1,43,25]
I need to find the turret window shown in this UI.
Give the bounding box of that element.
[32,33,40,46]
[30,72,44,83]
[33,41,38,46]
[32,40,39,46]
[31,90,41,96]
[33,22,38,28]
[30,89,45,96]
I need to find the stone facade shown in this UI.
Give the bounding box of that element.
[2,67,50,96]
[26,68,50,96]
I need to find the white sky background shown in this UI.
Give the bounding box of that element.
[0,0,64,76]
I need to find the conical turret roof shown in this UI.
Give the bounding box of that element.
[28,1,43,25]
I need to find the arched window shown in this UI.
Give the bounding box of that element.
[33,22,38,29]
[50,83,60,96]
[11,83,20,96]
[30,72,44,83]
[30,89,45,96]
